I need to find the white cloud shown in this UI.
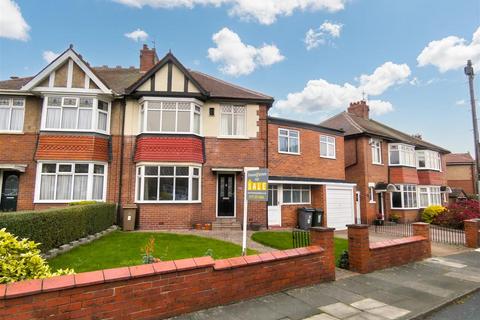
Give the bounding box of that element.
[124,28,149,42]
[207,27,284,76]
[42,51,60,63]
[113,0,347,25]
[304,21,342,50]
[456,99,466,106]
[417,26,480,72]
[275,61,411,116]
[0,0,30,41]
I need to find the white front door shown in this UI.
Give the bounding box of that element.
[268,185,281,226]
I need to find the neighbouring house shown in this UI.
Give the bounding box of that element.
[445,152,477,196]
[322,101,451,224]
[267,117,356,230]
[0,44,356,230]
[448,188,468,205]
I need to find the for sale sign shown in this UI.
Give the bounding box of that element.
[246,169,268,201]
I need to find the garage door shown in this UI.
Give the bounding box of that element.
[326,187,355,230]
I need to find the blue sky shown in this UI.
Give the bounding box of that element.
[0,0,479,154]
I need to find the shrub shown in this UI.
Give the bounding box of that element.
[433,200,480,229]
[0,228,74,283]
[68,200,98,206]
[0,203,116,252]
[421,205,446,223]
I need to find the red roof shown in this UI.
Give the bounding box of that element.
[445,153,474,164]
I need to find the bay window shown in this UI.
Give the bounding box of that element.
[282,184,310,204]
[371,139,382,164]
[42,96,110,133]
[391,184,417,209]
[419,186,442,207]
[278,128,299,154]
[320,135,336,159]
[36,162,106,202]
[220,105,245,136]
[389,143,415,167]
[140,99,201,134]
[136,165,201,202]
[0,97,24,132]
[417,150,441,171]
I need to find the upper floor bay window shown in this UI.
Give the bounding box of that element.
[417,150,441,171]
[278,128,299,154]
[320,135,336,159]
[42,96,110,134]
[136,165,201,202]
[220,105,245,137]
[391,184,417,209]
[36,162,106,202]
[0,97,24,132]
[140,99,201,135]
[371,139,382,164]
[418,186,442,207]
[388,143,415,167]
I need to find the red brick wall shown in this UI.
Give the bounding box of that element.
[137,203,202,229]
[35,135,109,161]
[347,223,431,273]
[448,179,476,195]
[389,167,419,184]
[465,219,480,248]
[268,123,345,180]
[0,245,334,320]
[418,170,447,186]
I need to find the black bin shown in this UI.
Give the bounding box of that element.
[297,207,315,230]
[312,208,324,227]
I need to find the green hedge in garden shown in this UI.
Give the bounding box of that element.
[0,203,116,252]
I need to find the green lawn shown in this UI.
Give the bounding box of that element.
[251,231,348,264]
[49,231,256,273]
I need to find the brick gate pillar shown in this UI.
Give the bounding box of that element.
[347,224,370,274]
[310,227,335,280]
[464,219,480,248]
[412,222,431,257]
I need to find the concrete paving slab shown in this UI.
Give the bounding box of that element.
[170,306,242,320]
[350,299,386,311]
[333,279,379,295]
[319,286,365,304]
[345,312,387,320]
[304,314,339,320]
[319,302,360,319]
[260,293,320,320]
[366,305,410,320]
[362,290,408,305]
[226,299,285,320]
[424,257,467,269]
[445,271,480,283]
[287,286,340,308]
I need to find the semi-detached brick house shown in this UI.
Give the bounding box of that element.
[322,101,451,224]
[0,45,356,230]
[445,152,477,196]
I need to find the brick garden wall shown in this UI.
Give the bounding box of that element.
[0,228,334,320]
[347,222,431,274]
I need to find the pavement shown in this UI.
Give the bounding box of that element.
[424,289,480,320]
[169,250,480,320]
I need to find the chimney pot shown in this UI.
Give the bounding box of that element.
[347,100,370,119]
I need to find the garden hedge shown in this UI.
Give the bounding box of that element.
[0,203,116,252]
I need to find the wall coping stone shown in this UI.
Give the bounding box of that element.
[310,227,335,232]
[2,246,323,300]
[369,236,427,250]
[346,224,369,229]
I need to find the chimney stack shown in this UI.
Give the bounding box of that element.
[140,44,158,73]
[347,100,370,119]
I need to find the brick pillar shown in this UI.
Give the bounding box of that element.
[347,224,370,274]
[412,222,431,257]
[310,227,335,280]
[464,219,480,248]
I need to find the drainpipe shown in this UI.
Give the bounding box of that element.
[265,107,269,229]
[116,98,126,223]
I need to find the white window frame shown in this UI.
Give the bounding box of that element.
[0,97,25,133]
[220,104,246,138]
[139,97,203,135]
[41,95,111,134]
[34,161,108,203]
[390,184,418,209]
[135,163,202,203]
[278,128,300,155]
[282,184,311,204]
[388,143,416,167]
[320,135,336,159]
[418,185,442,208]
[371,139,382,164]
[416,150,441,171]
[369,186,376,203]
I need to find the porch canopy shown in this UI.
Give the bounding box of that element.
[0,164,27,172]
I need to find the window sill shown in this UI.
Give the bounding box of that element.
[278,151,301,156]
[282,202,311,205]
[369,201,376,204]
[320,156,336,160]
[372,162,384,166]
[390,207,419,210]
[417,168,441,172]
[135,201,202,204]
[0,131,24,135]
[40,129,110,135]
[388,164,417,168]
[34,200,105,204]
[140,131,203,137]
[217,135,249,140]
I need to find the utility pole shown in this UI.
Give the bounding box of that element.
[464,60,480,199]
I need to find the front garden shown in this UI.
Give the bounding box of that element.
[421,200,480,229]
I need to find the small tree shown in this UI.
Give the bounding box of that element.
[0,228,73,284]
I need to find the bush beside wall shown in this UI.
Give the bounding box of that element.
[0,203,116,252]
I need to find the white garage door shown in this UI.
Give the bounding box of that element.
[326,187,355,230]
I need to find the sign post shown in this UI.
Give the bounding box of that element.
[242,169,268,255]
